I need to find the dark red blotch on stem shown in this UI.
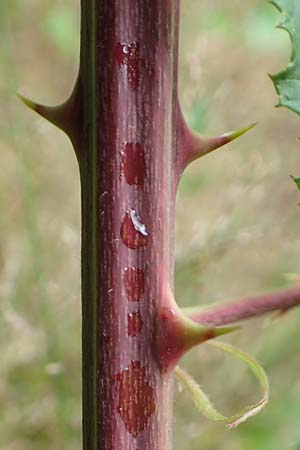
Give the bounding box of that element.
[123,267,145,301]
[120,210,149,249]
[114,42,142,90]
[128,312,144,336]
[121,142,146,188]
[115,361,155,437]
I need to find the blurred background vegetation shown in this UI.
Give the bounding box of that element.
[1,1,300,449]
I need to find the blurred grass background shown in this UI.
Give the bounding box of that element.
[1,1,300,449]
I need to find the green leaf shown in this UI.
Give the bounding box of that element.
[175,341,269,428]
[175,366,227,422]
[270,0,300,115]
[291,174,300,189]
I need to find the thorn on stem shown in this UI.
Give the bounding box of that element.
[188,122,257,163]
[18,78,83,157]
[177,116,257,180]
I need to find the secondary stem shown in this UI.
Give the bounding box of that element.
[188,286,300,327]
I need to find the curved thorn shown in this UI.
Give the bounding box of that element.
[188,122,257,163]
[17,94,38,112]
[18,94,67,131]
[155,298,239,372]
[222,122,257,144]
[176,118,257,182]
[291,174,300,190]
[211,325,240,338]
[18,78,83,155]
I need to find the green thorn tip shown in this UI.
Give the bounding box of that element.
[17,93,38,112]
[224,122,257,142]
[213,325,240,337]
[291,175,300,190]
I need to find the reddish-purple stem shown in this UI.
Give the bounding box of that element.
[78,2,181,450]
